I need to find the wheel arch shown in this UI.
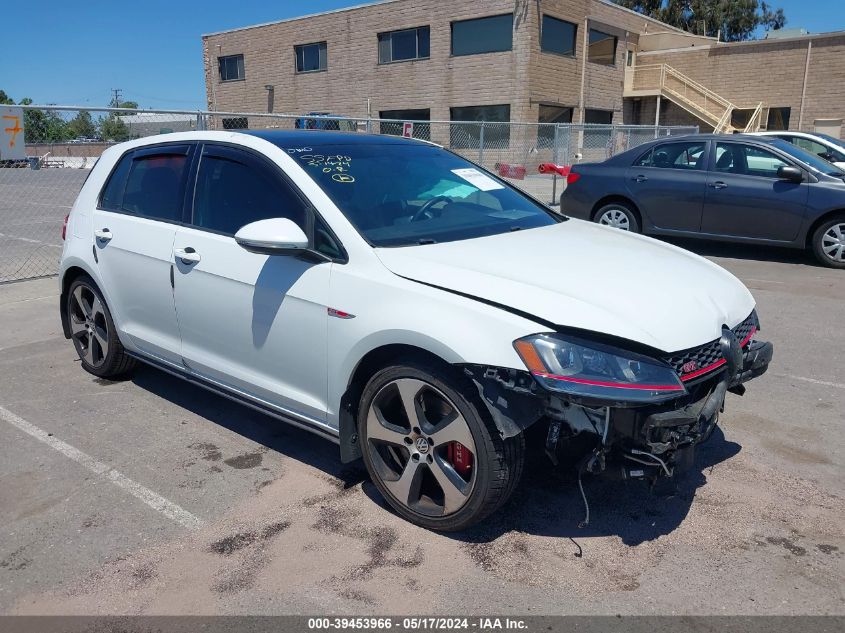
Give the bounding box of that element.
[591,195,643,227]
[337,343,455,463]
[804,209,845,248]
[59,263,99,339]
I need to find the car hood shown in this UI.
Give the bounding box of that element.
[374,220,756,353]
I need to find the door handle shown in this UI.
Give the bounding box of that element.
[633,175,648,182]
[174,247,201,265]
[94,228,112,241]
[709,181,728,189]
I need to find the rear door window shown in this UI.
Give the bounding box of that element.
[191,145,308,235]
[633,141,707,170]
[116,145,192,222]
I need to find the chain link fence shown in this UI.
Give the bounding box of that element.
[0,105,696,283]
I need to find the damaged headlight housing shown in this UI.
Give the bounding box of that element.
[514,333,686,404]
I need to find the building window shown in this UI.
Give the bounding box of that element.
[767,107,791,131]
[541,15,577,57]
[584,109,614,148]
[378,27,430,63]
[588,29,617,65]
[584,109,613,124]
[450,104,510,149]
[451,14,513,56]
[218,54,244,82]
[537,104,573,146]
[295,41,327,73]
[221,117,248,130]
[379,109,431,140]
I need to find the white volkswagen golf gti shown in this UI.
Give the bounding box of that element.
[59,130,773,530]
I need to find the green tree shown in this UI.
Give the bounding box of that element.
[0,90,14,105]
[16,98,71,143]
[614,0,786,41]
[99,114,131,142]
[67,110,97,139]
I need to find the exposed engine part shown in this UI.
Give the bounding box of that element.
[545,420,562,465]
[577,469,590,528]
[626,449,673,478]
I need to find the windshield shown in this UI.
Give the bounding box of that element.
[763,138,845,177]
[290,143,559,246]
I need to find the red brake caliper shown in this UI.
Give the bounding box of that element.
[447,442,473,478]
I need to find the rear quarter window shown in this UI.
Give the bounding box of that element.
[98,152,133,211]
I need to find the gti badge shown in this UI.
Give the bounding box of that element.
[681,360,698,374]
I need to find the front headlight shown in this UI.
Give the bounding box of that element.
[513,333,686,404]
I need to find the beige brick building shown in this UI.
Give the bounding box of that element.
[201,0,845,139]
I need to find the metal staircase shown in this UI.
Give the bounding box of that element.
[624,63,766,134]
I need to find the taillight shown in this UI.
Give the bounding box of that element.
[61,214,69,241]
[566,172,581,185]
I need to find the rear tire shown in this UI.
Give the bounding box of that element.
[358,360,524,531]
[593,202,640,233]
[810,216,845,269]
[66,275,136,378]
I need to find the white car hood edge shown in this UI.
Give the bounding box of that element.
[375,221,756,353]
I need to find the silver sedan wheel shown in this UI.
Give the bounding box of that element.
[366,378,477,517]
[821,223,845,263]
[69,284,109,368]
[598,208,631,230]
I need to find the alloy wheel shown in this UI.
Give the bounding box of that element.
[598,208,630,230]
[365,378,477,517]
[69,284,109,368]
[821,222,845,263]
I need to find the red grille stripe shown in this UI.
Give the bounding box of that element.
[680,325,757,382]
[534,372,684,391]
[680,359,726,381]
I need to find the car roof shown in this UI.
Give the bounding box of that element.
[242,129,435,148]
[606,133,776,163]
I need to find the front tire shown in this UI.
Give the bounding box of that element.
[811,216,845,269]
[66,275,136,378]
[358,361,524,531]
[594,202,640,233]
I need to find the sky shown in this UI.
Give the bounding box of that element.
[1,0,843,111]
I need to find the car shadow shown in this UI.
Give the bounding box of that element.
[131,363,741,546]
[440,426,741,547]
[659,236,818,266]
[130,364,367,487]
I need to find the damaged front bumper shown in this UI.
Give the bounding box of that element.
[464,337,774,482]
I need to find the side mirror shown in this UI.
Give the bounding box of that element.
[234,218,308,255]
[777,165,803,183]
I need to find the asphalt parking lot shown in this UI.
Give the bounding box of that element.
[0,241,843,616]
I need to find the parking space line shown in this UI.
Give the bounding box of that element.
[776,374,845,390]
[0,404,204,530]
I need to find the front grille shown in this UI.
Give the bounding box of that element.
[665,311,758,381]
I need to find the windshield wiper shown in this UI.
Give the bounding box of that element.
[417,238,437,245]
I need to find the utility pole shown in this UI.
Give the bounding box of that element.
[110,88,123,109]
